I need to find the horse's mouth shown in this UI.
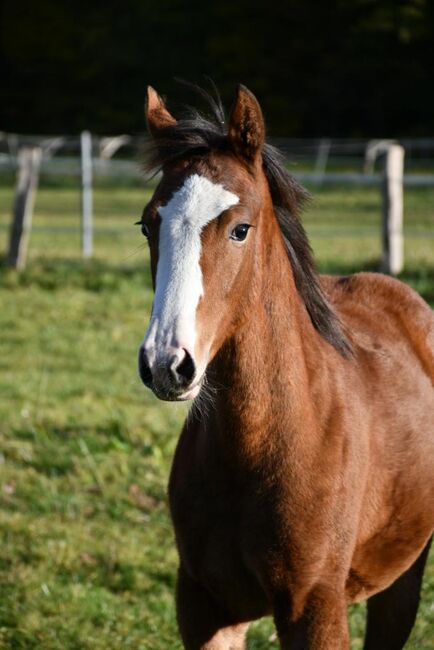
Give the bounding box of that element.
[175,382,202,401]
[152,378,203,402]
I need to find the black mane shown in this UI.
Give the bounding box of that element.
[144,88,352,357]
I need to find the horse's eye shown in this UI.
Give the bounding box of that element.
[135,220,150,238]
[230,223,251,242]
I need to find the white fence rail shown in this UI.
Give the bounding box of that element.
[1,132,434,271]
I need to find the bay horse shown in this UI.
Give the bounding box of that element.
[137,84,434,649]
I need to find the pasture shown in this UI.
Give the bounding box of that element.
[0,176,433,648]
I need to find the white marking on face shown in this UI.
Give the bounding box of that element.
[143,174,239,366]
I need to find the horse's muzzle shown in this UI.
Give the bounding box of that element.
[138,344,199,401]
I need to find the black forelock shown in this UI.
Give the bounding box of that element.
[143,86,352,356]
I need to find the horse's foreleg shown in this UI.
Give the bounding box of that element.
[273,585,349,649]
[363,534,433,650]
[176,565,249,650]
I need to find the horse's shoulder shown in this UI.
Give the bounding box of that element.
[322,272,431,318]
[321,272,434,376]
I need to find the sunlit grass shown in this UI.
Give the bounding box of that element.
[0,178,433,648]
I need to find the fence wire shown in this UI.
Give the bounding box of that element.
[0,134,433,271]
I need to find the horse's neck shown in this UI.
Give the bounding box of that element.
[207,243,327,464]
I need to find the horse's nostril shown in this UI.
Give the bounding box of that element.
[178,350,196,382]
[138,349,153,386]
[170,349,196,386]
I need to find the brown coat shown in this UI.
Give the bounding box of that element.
[139,85,434,649]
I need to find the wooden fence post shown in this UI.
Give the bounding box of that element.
[381,144,405,275]
[81,131,93,258]
[7,147,42,270]
[314,138,331,185]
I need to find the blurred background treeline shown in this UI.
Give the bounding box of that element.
[1,0,434,136]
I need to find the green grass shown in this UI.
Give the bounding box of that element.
[0,178,433,648]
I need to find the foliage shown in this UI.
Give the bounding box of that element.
[1,0,434,136]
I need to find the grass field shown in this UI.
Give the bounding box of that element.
[0,177,433,649]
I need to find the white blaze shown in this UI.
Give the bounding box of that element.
[143,174,239,364]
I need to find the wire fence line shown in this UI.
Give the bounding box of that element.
[3,132,434,183]
[0,132,433,271]
[1,158,434,188]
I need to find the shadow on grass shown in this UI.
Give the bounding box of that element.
[11,419,138,444]
[317,258,380,275]
[56,555,140,594]
[0,255,152,292]
[399,268,434,304]
[1,254,433,304]
[8,419,151,469]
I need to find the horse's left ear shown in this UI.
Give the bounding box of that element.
[228,85,265,165]
[145,86,177,138]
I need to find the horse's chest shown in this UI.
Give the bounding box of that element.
[170,467,254,568]
[168,460,272,616]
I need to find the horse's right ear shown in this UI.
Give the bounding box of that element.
[145,86,177,137]
[228,85,265,166]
